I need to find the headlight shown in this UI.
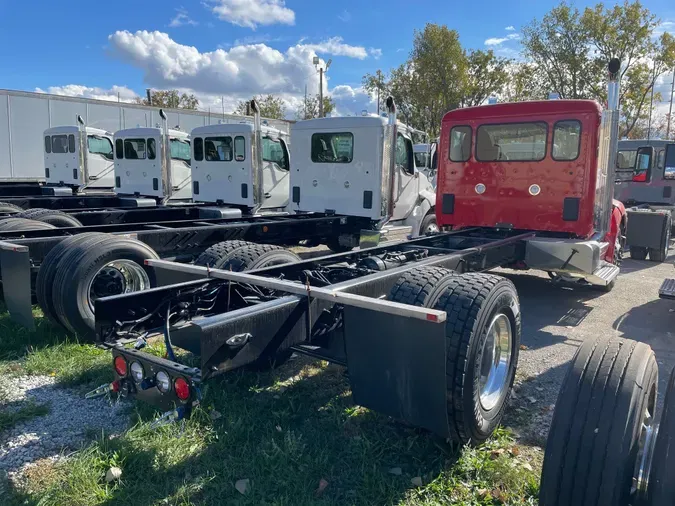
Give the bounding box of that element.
[156,371,171,393]
[130,361,144,383]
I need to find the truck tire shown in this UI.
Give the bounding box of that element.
[0,202,23,214]
[420,213,439,235]
[222,244,300,272]
[0,218,57,232]
[389,266,455,307]
[35,233,110,327]
[51,237,159,339]
[431,273,520,445]
[194,240,253,268]
[630,246,648,260]
[539,336,657,506]
[648,367,675,506]
[649,213,671,263]
[16,208,83,228]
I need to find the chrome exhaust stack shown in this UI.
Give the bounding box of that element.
[159,109,173,202]
[76,114,88,187]
[378,96,398,229]
[249,99,264,213]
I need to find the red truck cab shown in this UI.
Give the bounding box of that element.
[436,98,625,288]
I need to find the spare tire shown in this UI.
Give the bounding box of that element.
[539,336,657,506]
[17,208,82,228]
[0,218,57,232]
[648,367,675,505]
[194,240,253,268]
[51,236,159,340]
[0,201,23,214]
[36,233,110,328]
[222,244,300,272]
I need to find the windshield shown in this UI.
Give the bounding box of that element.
[617,150,637,170]
[87,136,113,160]
[170,138,191,165]
[414,152,429,168]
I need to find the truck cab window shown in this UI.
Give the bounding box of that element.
[657,149,665,171]
[115,139,123,159]
[44,136,51,153]
[617,150,637,170]
[124,139,146,160]
[87,136,113,160]
[311,132,354,163]
[51,135,69,154]
[414,152,429,168]
[194,138,203,161]
[147,138,156,160]
[552,120,581,161]
[263,137,289,170]
[449,126,471,162]
[396,134,413,174]
[68,134,76,153]
[633,147,652,182]
[234,136,246,162]
[664,144,675,180]
[476,122,547,161]
[170,138,191,165]
[204,137,232,161]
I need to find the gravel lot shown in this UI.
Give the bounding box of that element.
[503,247,675,445]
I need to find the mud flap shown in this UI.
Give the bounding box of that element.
[0,241,35,330]
[342,305,450,438]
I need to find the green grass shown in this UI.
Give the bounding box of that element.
[6,359,540,506]
[0,304,111,387]
[0,402,50,432]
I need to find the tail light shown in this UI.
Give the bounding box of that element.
[174,377,190,400]
[113,356,128,377]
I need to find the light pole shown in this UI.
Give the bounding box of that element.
[667,68,675,140]
[313,56,332,118]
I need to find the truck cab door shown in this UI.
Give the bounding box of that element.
[85,135,115,188]
[260,136,290,210]
[391,133,418,221]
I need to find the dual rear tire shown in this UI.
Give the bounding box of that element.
[388,267,521,445]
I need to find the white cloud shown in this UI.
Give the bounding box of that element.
[169,7,198,27]
[35,85,139,102]
[207,0,295,29]
[507,33,520,40]
[338,10,351,22]
[330,85,377,116]
[485,37,509,46]
[108,30,331,99]
[505,26,515,31]
[300,37,369,59]
[369,47,383,59]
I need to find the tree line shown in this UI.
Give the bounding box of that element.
[364,0,675,138]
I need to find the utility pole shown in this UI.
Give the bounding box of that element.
[667,68,675,140]
[221,96,225,118]
[313,57,332,118]
[304,84,307,119]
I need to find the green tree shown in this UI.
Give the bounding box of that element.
[235,94,287,120]
[136,90,199,109]
[295,94,335,120]
[503,63,548,102]
[461,49,510,107]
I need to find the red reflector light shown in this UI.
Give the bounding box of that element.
[111,380,120,392]
[113,356,128,377]
[174,377,190,400]
[426,313,439,322]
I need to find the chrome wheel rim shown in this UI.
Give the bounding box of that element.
[479,313,513,411]
[88,260,150,312]
[426,222,440,234]
[632,384,657,501]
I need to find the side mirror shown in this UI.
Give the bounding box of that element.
[665,143,675,180]
[633,146,654,183]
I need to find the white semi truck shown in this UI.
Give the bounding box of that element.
[290,98,438,250]
[43,120,115,193]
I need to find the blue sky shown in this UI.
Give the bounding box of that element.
[0,0,673,117]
